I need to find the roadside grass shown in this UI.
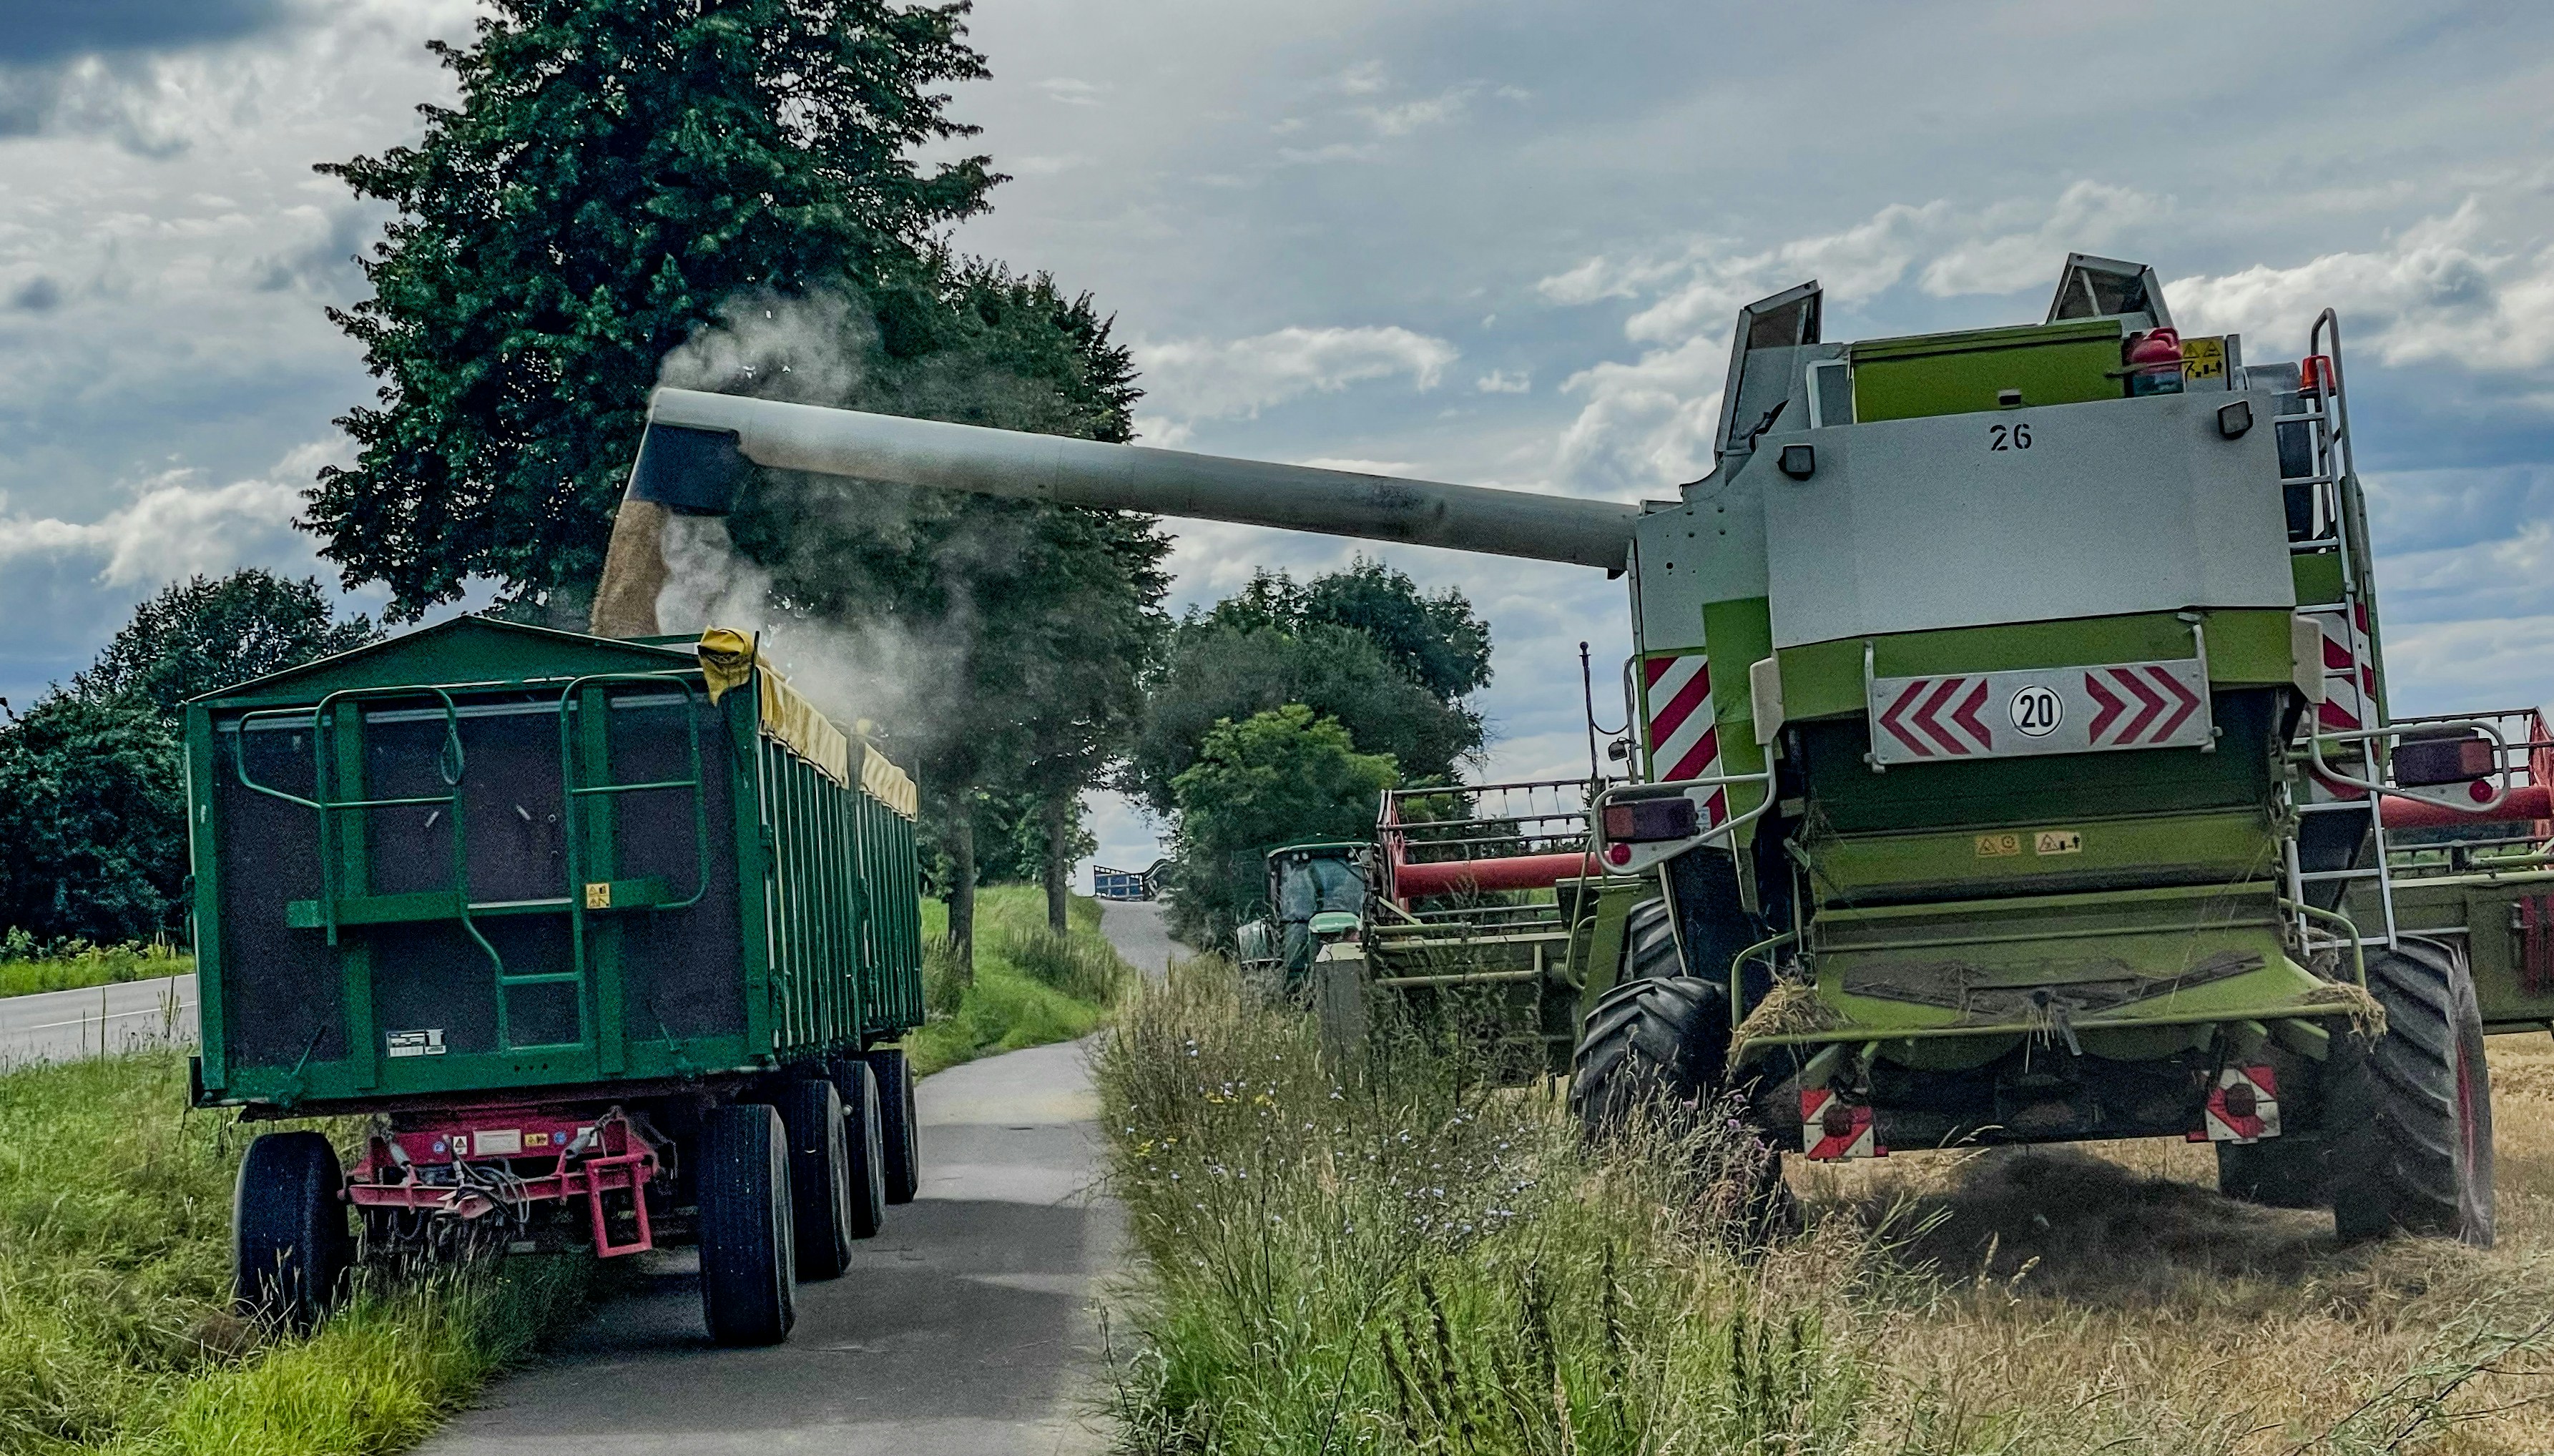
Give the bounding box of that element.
[907,885,1132,1078]
[1097,960,2554,1455]
[0,1047,599,1455]
[0,940,191,1000]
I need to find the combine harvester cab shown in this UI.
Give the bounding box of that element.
[1579,255,2546,1242]
[187,617,926,1341]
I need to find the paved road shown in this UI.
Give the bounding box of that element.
[0,974,197,1067]
[420,904,1177,1455]
[1097,898,1182,981]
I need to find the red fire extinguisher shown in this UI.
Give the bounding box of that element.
[2124,328,2185,397]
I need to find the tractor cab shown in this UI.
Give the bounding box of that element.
[1234,840,1367,986]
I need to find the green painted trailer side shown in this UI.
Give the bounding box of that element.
[185,616,924,1116]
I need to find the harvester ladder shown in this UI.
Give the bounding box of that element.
[2279,311,2402,953]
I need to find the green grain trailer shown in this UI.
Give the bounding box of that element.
[189,616,925,1344]
[589,254,2554,1246]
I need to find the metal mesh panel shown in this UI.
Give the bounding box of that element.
[213,726,343,1068]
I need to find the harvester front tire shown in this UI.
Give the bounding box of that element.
[865,1047,921,1204]
[780,1078,855,1281]
[840,1059,888,1239]
[699,1103,797,1346]
[2327,938,2495,1246]
[233,1130,352,1332]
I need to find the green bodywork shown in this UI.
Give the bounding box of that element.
[186,616,925,1115]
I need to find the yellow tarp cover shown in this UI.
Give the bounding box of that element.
[697,629,916,817]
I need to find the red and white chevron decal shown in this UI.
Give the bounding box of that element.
[2184,1065,2280,1144]
[1875,674,1998,758]
[1641,652,1727,825]
[2307,602,2376,734]
[2083,664,2204,747]
[1867,657,2212,766]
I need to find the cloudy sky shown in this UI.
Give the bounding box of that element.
[4,1,2551,882]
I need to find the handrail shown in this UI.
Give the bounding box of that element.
[552,672,716,1055]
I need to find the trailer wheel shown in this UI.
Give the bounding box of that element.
[780,1078,856,1281]
[2327,938,2495,1246]
[699,1103,797,1346]
[838,1058,889,1238]
[234,1130,352,1332]
[865,1047,921,1204]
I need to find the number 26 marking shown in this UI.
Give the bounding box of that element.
[1989,423,2034,451]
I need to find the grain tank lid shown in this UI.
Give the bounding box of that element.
[694,628,852,786]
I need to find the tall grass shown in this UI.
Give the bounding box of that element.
[0,1048,597,1454]
[908,885,1132,1076]
[1096,960,2554,1455]
[0,938,191,999]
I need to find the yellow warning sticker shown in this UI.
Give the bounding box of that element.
[2035,830,2083,856]
[2181,336,2227,382]
[1975,832,2022,858]
[584,881,612,910]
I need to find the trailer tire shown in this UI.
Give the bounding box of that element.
[2327,938,2495,1246]
[234,1130,351,1332]
[699,1103,797,1346]
[780,1078,856,1281]
[865,1047,920,1204]
[840,1060,888,1239]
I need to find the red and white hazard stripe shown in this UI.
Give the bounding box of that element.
[2308,602,2376,734]
[1801,1088,1885,1161]
[1641,651,1727,825]
[2184,1065,2281,1144]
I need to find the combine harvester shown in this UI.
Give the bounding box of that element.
[596,255,2554,1243]
[190,621,925,1342]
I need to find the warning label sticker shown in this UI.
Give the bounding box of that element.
[385,1028,447,1058]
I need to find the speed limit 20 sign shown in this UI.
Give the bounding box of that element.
[1865,656,2212,765]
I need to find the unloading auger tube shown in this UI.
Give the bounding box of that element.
[589,387,1641,637]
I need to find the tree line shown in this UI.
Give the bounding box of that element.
[0,0,1500,968]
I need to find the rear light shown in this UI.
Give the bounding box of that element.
[1601,796,1699,844]
[2395,732,2494,788]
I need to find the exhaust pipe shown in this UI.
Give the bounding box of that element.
[591,388,1641,636]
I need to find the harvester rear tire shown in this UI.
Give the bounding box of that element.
[2326,938,2495,1246]
[865,1047,921,1204]
[699,1103,797,1346]
[233,1130,351,1332]
[780,1078,855,1281]
[840,1060,888,1239]
[1570,898,1724,1131]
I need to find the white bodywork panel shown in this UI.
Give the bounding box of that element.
[1762,390,2291,650]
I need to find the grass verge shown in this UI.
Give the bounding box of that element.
[908,884,1132,1078]
[1097,959,2554,1455]
[0,1048,598,1455]
[0,942,191,1000]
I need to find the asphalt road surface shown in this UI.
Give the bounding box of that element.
[1098,897,1181,982]
[0,973,197,1067]
[418,902,1185,1455]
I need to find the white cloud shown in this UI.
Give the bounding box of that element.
[1134,325,1459,421]
[1010,153,1091,177]
[1036,77,1104,106]
[1475,368,1530,393]
[1337,60,1388,95]
[0,441,333,587]
[1362,85,1476,137]
[2173,198,2554,368]
[1919,182,2165,297]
